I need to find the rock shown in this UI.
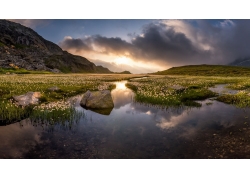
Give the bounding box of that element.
[80,90,91,105]
[80,90,114,109]
[13,92,41,106]
[48,86,60,92]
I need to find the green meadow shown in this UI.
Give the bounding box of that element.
[2,66,250,123]
[0,74,143,122]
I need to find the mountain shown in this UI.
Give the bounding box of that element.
[114,70,131,74]
[0,20,112,73]
[228,57,250,67]
[152,65,250,76]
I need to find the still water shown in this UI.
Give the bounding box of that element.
[1,81,250,158]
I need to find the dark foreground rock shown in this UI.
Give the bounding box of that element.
[80,90,114,112]
[13,92,41,106]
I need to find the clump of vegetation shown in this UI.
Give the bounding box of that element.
[217,91,250,108]
[30,101,83,122]
[126,76,224,107]
[29,100,84,130]
[14,43,26,49]
[0,99,33,122]
[206,102,213,105]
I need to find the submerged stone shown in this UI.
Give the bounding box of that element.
[12,92,41,106]
[80,90,114,110]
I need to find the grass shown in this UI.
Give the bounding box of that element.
[0,74,144,123]
[0,99,33,122]
[153,65,250,76]
[2,73,250,124]
[126,77,217,107]
[0,68,52,74]
[14,44,27,49]
[30,101,84,128]
[217,91,250,108]
[126,75,250,107]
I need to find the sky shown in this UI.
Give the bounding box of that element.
[10,19,250,73]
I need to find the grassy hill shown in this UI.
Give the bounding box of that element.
[114,71,131,74]
[153,65,250,76]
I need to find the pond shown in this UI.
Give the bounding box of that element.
[1,80,250,158]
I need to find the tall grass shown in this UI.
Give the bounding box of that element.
[30,101,84,129]
[0,74,143,123]
[126,75,250,107]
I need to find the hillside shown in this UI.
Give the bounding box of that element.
[153,65,250,76]
[0,20,112,73]
[114,71,132,74]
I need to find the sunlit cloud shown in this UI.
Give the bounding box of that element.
[58,19,250,73]
[114,56,134,66]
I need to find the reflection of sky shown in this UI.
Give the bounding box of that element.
[209,84,238,95]
[1,81,250,158]
[112,81,134,109]
[0,119,44,158]
[82,81,250,140]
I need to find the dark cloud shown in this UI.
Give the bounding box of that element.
[90,35,134,55]
[59,37,91,52]
[58,20,250,68]
[130,23,201,64]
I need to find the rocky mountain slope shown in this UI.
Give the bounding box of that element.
[0,20,112,73]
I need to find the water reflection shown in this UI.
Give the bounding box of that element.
[1,80,250,158]
[0,119,44,158]
[209,84,238,95]
[112,81,134,109]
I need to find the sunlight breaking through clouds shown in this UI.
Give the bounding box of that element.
[56,19,250,73]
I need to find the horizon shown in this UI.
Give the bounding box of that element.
[8,19,250,73]
[1,0,250,176]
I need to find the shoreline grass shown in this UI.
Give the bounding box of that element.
[126,75,250,108]
[0,74,144,123]
[2,74,250,124]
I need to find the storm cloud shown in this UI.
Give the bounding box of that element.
[58,20,250,68]
[59,36,92,52]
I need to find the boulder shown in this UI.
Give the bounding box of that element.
[80,90,114,109]
[48,86,60,92]
[13,92,41,106]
